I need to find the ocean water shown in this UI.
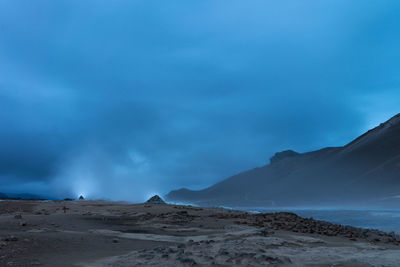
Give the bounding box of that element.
[249,208,400,234]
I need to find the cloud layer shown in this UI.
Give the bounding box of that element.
[0,1,400,201]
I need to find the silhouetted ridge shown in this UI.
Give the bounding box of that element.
[270,150,300,164]
[166,113,400,207]
[344,113,400,149]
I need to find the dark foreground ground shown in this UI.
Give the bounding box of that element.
[0,200,400,266]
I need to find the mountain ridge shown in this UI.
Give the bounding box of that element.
[166,113,400,207]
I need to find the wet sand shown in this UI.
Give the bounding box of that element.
[0,200,399,266]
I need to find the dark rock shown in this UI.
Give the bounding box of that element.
[153,246,165,252]
[146,195,166,204]
[78,195,85,200]
[179,257,197,265]
[218,249,229,255]
[177,210,188,215]
[270,150,300,164]
[168,248,178,253]
[5,236,18,242]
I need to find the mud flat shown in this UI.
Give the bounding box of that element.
[0,200,399,266]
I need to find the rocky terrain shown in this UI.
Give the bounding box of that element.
[167,113,400,207]
[1,200,400,266]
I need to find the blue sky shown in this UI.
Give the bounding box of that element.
[0,1,400,201]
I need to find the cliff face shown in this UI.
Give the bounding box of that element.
[166,114,400,207]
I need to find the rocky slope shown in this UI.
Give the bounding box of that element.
[166,114,400,207]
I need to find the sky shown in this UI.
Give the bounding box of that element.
[0,1,400,201]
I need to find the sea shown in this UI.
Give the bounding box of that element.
[171,201,400,234]
[243,208,400,234]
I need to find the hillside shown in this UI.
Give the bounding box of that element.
[166,114,400,207]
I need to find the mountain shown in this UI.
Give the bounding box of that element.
[166,114,400,207]
[0,193,47,200]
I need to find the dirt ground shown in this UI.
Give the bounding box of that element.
[0,200,399,266]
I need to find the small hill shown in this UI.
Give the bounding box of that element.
[146,195,166,204]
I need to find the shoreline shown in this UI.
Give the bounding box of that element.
[3,198,400,233]
[1,200,400,266]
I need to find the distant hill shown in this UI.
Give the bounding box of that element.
[166,114,400,208]
[0,192,47,200]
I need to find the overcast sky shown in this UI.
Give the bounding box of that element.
[0,1,400,201]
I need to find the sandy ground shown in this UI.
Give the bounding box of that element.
[0,200,399,266]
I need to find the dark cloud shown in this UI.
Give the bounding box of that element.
[0,1,400,201]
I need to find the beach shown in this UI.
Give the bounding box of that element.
[1,200,400,266]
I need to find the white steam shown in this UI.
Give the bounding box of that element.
[50,145,161,202]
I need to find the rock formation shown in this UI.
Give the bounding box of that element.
[146,195,166,204]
